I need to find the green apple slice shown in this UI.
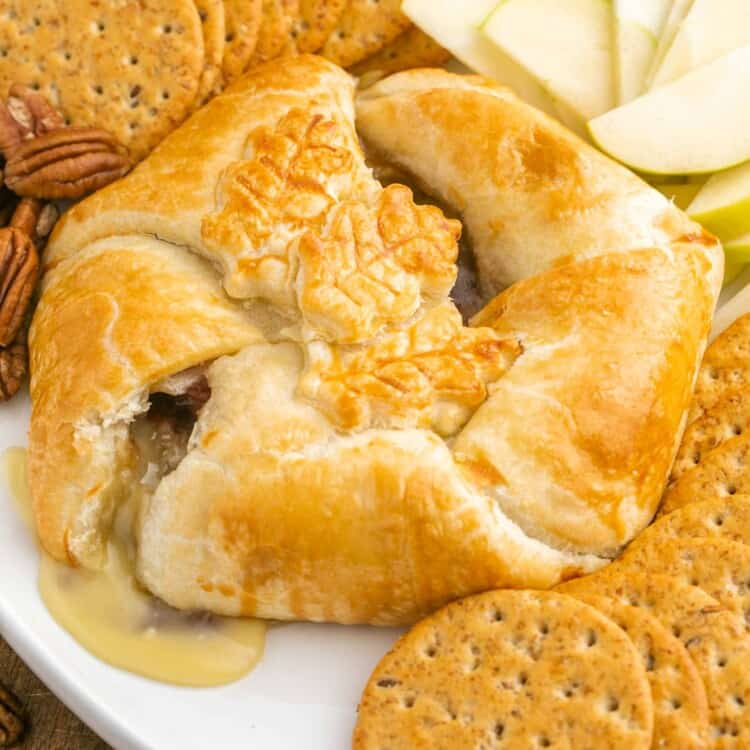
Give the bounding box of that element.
[588,44,750,175]
[725,234,750,265]
[645,0,695,88]
[651,0,750,87]
[402,0,552,113]
[613,0,671,103]
[402,0,587,135]
[688,161,750,239]
[481,0,615,123]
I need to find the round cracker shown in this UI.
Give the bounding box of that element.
[630,496,750,551]
[574,594,709,750]
[559,571,750,745]
[620,538,750,626]
[354,590,654,750]
[320,0,411,68]
[672,387,750,483]
[247,0,300,67]
[0,0,204,163]
[291,0,347,54]
[690,314,750,424]
[221,0,263,82]
[351,27,449,81]
[661,434,750,515]
[194,0,226,103]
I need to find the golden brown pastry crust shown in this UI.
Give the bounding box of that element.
[29,236,261,566]
[30,57,722,624]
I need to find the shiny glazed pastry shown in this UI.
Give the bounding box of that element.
[29,56,722,626]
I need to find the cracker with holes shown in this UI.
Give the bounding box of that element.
[221,0,262,82]
[558,571,750,745]
[672,388,750,483]
[292,0,347,54]
[630,496,750,550]
[0,0,204,162]
[351,27,450,81]
[619,538,750,624]
[320,0,411,68]
[194,0,226,103]
[353,590,654,750]
[570,594,709,750]
[247,0,300,67]
[690,314,750,424]
[661,434,750,515]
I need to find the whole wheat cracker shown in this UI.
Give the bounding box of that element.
[221,0,263,82]
[559,570,750,746]
[291,0,347,54]
[354,590,654,750]
[629,495,750,550]
[661,434,750,515]
[194,0,226,103]
[247,0,300,68]
[689,313,750,424]
[0,0,204,162]
[573,593,709,750]
[672,387,750,483]
[351,27,449,82]
[320,0,411,68]
[619,538,750,627]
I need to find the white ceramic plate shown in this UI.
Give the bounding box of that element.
[0,392,402,749]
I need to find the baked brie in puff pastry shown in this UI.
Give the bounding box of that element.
[29,56,722,625]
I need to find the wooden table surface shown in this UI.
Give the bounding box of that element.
[0,637,109,749]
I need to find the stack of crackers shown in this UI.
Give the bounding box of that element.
[355,314,750,748]
[0,0,446,163]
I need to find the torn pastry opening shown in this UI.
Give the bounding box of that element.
[131,364,211,490]
[366,156,487,323]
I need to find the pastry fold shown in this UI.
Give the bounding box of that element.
[30,56,722,624]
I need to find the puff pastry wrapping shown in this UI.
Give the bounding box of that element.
[29,56,722,625]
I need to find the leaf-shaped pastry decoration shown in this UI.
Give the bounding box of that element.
[297,184,461,342]
[299,302,521,435]
[201,107,360,304]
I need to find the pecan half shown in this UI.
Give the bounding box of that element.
[0,684,25,747]
[0,84,130,199]
[0,323,28,402]
[4,127,130,199]
[0,199,57,401]
[0,227,38,347]
[10,197,56,246]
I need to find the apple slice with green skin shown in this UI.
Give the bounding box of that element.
[724,234,750,266]
[613,0,671,103]
[645,0,695,88]
[651,0,750,88]
[688,162,750,239]
[589,44,750,175]
[481,0,615,123]
[402,0,587,135]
